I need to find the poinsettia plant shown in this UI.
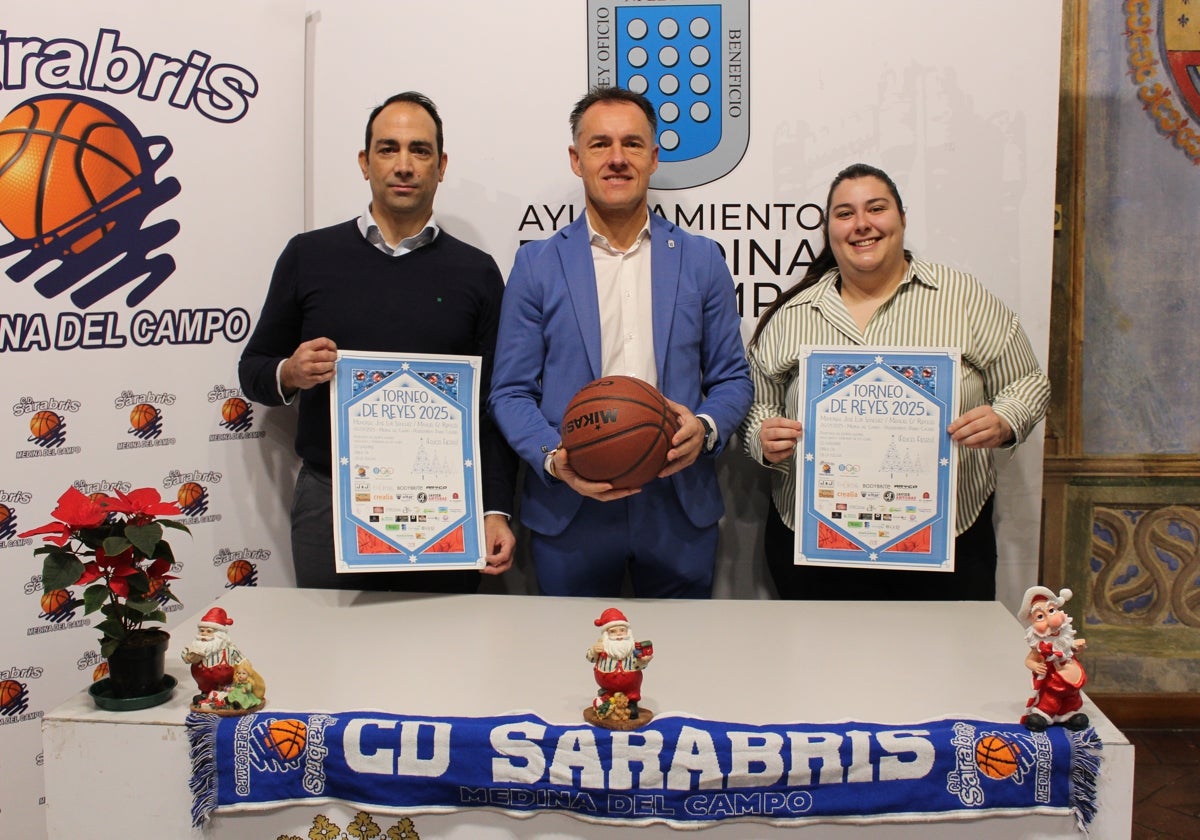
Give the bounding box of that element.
[22,486,189,658]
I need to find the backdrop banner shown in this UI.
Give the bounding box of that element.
[187,710,1099,831]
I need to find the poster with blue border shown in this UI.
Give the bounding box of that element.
[331,351,484,572]
[795,347,959,572]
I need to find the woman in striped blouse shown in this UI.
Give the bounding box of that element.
[741,163,1050,600]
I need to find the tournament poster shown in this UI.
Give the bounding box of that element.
[795,347,960,572]
[331,351,485,572]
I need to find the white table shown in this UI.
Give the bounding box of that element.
[42,588,1133,838]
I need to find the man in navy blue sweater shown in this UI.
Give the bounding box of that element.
[239,91,516,591]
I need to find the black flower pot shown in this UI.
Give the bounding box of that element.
[106,629,170,698]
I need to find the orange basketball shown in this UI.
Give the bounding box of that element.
[265,718,307,761]
[0,504,11,527]
[559,376,680,489]
[0,679,22,707]
[976,734,1021,780]
[40,588,71,614]
[145,576,165,598]
[29,410,61,438]
[92,662,109,682]
[222,397,249,424]
[227,559,253,585]
[177,482,203,508]
[129,403,159,430]
[0,96,143,253]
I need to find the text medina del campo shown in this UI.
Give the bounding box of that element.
[0,307,250,352]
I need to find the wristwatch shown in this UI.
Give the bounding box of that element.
[697,415,717,453]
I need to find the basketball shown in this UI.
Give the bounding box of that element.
[92,662,109,682]
[177,482,204,509]
[29,410,61,439]
[975,734,1021,780]
[145,576,165,598]
[129,403,158,431]
[222,397,249,424]
[0,679,21,707]
[0,504,11,527]
[560,376,680,489]
[40,588,71,614]
[227,559,253,586]
[265,718,308,761]
[0,96,143,254]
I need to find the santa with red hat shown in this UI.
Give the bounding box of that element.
[586,608,653,719]
[1019,586,1089,731]
[181,606,244,699]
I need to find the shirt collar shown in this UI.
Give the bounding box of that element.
[358,206,440,255]
[584,209,651,255]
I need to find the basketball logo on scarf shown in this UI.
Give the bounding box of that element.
[0,94,182,308]
[231,713,336,798]
[945,721,1057,808]
[249,717,309,772]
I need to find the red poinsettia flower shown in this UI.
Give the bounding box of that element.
[75,563,105,586]
[146,557,176,581]
[94,544,136,569]
[104,488,182,520]
[51,487,110,529]
[17,487,110,544]
[18,520,73,546]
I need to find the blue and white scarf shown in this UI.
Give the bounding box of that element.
[187,711,1100,830]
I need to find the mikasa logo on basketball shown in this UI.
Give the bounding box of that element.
[563,408,620,435]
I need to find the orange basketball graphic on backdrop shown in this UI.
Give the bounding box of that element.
[264,718,307,761]
[40,588,71,614]
[29,410,61,439]
[0,679,22,707]
[129,402,159,431]
[145,576,165,599]
[177,482,204,508]
[975,734,1021,780]
[92,662,109,682]
[0,97,142,254]
[227,559,253,586]
[222,397,249,424]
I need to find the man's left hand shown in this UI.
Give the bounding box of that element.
[659,398,705,478]
[948,405,1014,449]
[481,513,516,575]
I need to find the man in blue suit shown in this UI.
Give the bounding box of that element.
[488,87,752,598]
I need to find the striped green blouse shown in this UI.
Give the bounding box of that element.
[741,257,1051,535]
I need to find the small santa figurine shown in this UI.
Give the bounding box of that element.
[181,606,245,710]
[586,607,653,723]
[1019,586,1089,731]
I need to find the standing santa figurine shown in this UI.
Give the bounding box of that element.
[1019,586,1089,731]
[181,606,247,711]
[585,607,654,727]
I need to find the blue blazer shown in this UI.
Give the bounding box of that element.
[488,212,752,537]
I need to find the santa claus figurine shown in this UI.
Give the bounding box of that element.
[1019,586,1089,732]
[181,606,248,712]
[585,607,653,727]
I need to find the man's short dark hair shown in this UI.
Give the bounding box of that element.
[364,91,444,156]
[569,86,657,140]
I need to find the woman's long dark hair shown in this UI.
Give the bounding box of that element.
[748,163,908,347]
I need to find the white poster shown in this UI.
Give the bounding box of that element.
[0,2,304,835]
